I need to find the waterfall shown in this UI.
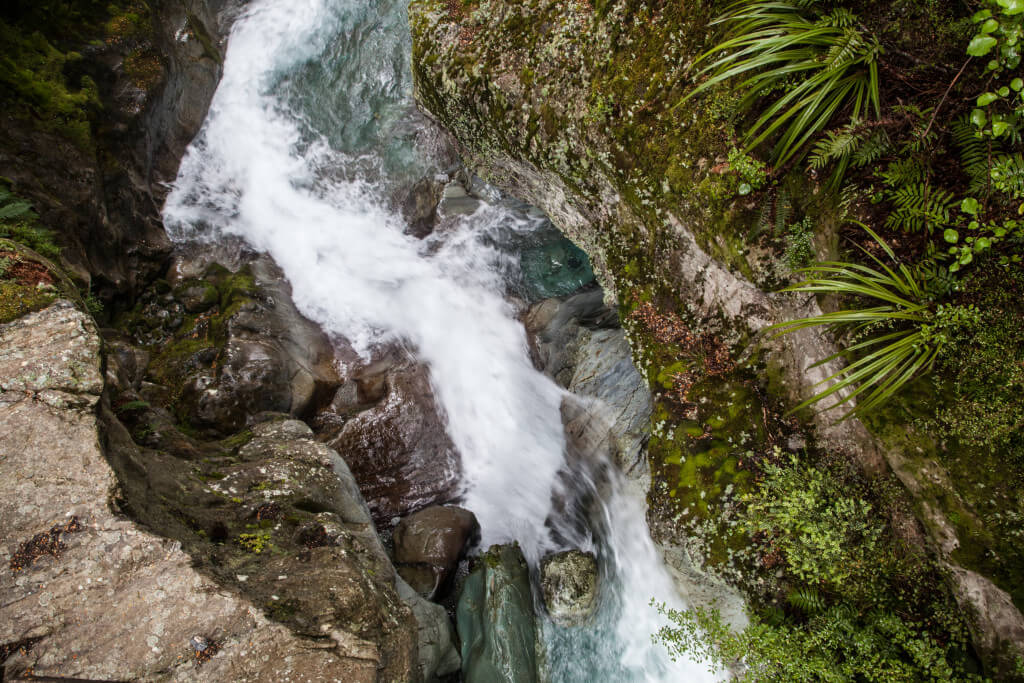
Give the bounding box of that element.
[164,0,720,680]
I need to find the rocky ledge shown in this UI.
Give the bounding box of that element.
[0,301,458,681]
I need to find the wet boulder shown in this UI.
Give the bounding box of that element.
[457,544,539,683]
[393,505,479,599]
[540,549,599,626]
[326,362,461,522]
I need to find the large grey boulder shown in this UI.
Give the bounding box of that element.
[540,550,599,626]
[394,505,480,599]
[457,543,539,683]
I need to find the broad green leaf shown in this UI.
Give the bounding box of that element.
[997,0,1024,15]
[971,108,988,127]
[992,120,1010,137]
[1012,78,1024,91]
[976,237,993,250]
[981,18,1000,33]
[961,197,981,215]
[978,92,1000,106]
[968,35,999,56]
[943,228,960,243]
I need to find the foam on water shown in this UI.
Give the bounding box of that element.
[164,0,722,679]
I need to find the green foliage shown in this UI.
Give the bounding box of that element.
[683,0,883,167]
[655,449,976,681]
[0,20,101,148]
[237,530,271,554]
[967,1,1024,142]
[783,217,814,270]
[808,122,891,186]
[786,586,826,615]
[932,267,1024,455]
[771,225,963,418]
[0,186,61,259]
[990,152,1024,199]
[727,146,768,195]
[655,603,968,682]
[744,453,881,587]
[884,183,958,234]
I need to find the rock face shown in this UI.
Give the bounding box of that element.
[540,550,599,626]
[1,301,457,681]
[116,256,340,435]
[0,0,241,301]
[393,505,480,600]
[524,288,650,471]
[457,544,539,683]
[325,362,462,523]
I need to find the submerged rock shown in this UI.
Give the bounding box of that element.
[393,505,480,600]
[457,543,539,683]
[540,550,599,626]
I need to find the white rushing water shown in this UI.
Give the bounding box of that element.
[164,0,720,680]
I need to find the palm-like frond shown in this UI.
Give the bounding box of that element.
[769,225,937,419]
[680,0,883,167]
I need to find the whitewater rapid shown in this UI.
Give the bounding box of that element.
[163,0,720,680]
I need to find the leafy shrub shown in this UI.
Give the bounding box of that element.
[967,1,1024,142]
[743,453,881,587]
[682,0,883,167]
[783,217,814,270]
[655,449,976,681]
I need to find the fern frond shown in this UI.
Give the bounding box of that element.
[879,157,928,188]
[787,587,827,615]
[0,187,37,223]
[851,129,891,167]
[885,183,956,233]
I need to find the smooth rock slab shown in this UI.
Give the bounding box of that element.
[457,543,539,683]
[540,549,599,626]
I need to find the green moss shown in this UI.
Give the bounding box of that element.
[0,21,100,149]
[237,530,271,554]
[0,281,55,324]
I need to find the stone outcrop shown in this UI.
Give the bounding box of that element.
[0,0,241,302]
[1,301,457,681]
[324,361,462,523]
[456,543,539,683]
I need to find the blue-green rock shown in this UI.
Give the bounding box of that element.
[456,543,539,683]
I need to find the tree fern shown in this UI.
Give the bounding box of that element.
[885,183,957,233]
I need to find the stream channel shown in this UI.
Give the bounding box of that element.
[163,0,721,680]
